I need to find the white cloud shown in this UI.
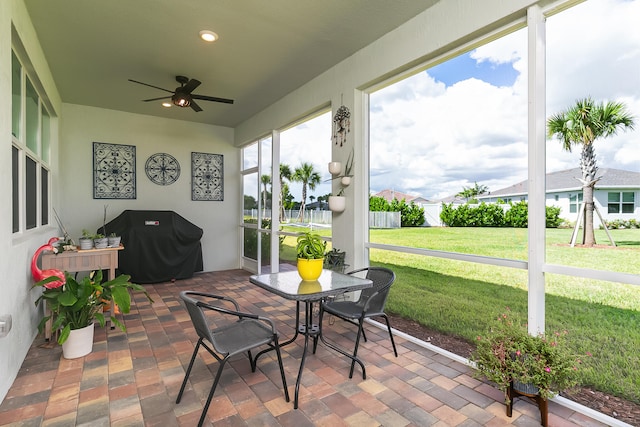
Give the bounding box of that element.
[370,0,640,201]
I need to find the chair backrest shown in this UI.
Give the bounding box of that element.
[347,267,395,314]
[181,291,216,344]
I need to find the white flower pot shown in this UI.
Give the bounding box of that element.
[108,236,121,247]
[78,238,93,250]
[328,161,342,175]
[340,176,352,186]
[329,196,346,212]
[62,323,94,359]
[94,237,108,249]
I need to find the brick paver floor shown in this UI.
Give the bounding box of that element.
[0,269,610,426]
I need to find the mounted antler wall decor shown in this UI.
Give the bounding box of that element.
[333,105,351,147]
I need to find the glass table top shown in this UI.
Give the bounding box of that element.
[249,269,372,301]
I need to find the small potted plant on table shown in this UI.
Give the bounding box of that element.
[79,229,94,250]
[296,232,326,281]
[470,308,582,427]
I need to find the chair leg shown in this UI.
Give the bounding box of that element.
[273,337,290,402]
[381,314,398,357]
[247,350,256,372]
[349,317,366,379]
[198,357,229,427]
[176,339,202,403]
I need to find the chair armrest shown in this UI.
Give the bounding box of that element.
[184,290,240,310]
[196,301,278,334]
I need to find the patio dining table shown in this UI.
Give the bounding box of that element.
[249,269,372,408]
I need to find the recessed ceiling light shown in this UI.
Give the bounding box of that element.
[199,30,218,42]
[162,102,172,108]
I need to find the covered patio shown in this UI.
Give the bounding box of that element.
[0,270,606,426]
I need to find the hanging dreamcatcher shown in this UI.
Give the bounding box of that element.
[333,105,351,147]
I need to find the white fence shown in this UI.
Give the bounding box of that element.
[243,209,402,228]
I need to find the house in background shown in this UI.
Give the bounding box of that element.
[477,168,640,226]
[373,189,430,205]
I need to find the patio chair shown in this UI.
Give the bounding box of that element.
[319,267,398,378]
[176,291,289,427]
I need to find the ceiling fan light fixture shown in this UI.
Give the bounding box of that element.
[172,93,191,108]
[199,30,218,42]
[161,101,172,108]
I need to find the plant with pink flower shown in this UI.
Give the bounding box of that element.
[471,307,582,401]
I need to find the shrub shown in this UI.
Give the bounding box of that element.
[371,196,425,227]
[505,201,529,227]
[440,201,562,228]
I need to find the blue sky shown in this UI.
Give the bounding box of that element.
[279,0,640,203]
[368,0,640,200]
[427,53,519,88]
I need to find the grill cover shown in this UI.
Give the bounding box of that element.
[102,210,203,283]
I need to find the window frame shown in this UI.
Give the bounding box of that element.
[11,46,52,235]
[607,191,635,214]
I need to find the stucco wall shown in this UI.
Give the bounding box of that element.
[59,103,239,274]
[1,0,63,403]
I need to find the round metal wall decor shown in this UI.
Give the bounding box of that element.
[145,153,180,185]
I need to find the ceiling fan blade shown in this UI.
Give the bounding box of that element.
[128,79,173,93]
[190,99,203,112]
[192,94,235,104]
[182,79,201,94]
[143,96,171,102]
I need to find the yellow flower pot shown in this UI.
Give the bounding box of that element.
[297,258,324,281]
[297,280,322,294]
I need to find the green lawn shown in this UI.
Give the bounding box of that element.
[278,226,640,404]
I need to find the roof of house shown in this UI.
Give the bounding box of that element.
[374,189,430,203]
[481,167,640,198]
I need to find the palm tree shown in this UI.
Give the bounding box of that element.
[279,164,292,222]
[292,162,321,222]
[547,97,635,246]
[457,182,488,202]
[260,174,271,217]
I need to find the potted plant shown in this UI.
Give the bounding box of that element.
[93,233,108,249]
[328,189,346,213]
[470,308,582,425]
[33,270,153,358]
[79,229,94,250]
[296,232,326,281]
[108,232,121,247]
[324,247,347,273]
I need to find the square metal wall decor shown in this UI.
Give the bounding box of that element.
[93,142,136,199]
[191,152,223,201]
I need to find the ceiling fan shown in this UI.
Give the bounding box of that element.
[128,75,234,112]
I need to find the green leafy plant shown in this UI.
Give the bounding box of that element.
[33,270,153,345]
[470,307,583,401]
[296,232,326,260]
[324,247,347,272]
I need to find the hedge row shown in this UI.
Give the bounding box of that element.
[440,201,562,228]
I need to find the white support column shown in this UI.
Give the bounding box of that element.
[527,5,547,335]
[271,130,281,272]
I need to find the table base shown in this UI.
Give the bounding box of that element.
[255,300,365,409]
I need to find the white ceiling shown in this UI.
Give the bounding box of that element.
[23,0,439,128]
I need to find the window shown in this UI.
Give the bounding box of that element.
[608,191,635,214]
[11,48,52,234]
[569,193,583,214]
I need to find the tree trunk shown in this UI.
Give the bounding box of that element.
[582,184,596,246]
[298,185,307,222]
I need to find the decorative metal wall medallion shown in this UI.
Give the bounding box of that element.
[93,142,136,199]
[145,153,180,185]
[191,152,223,201]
